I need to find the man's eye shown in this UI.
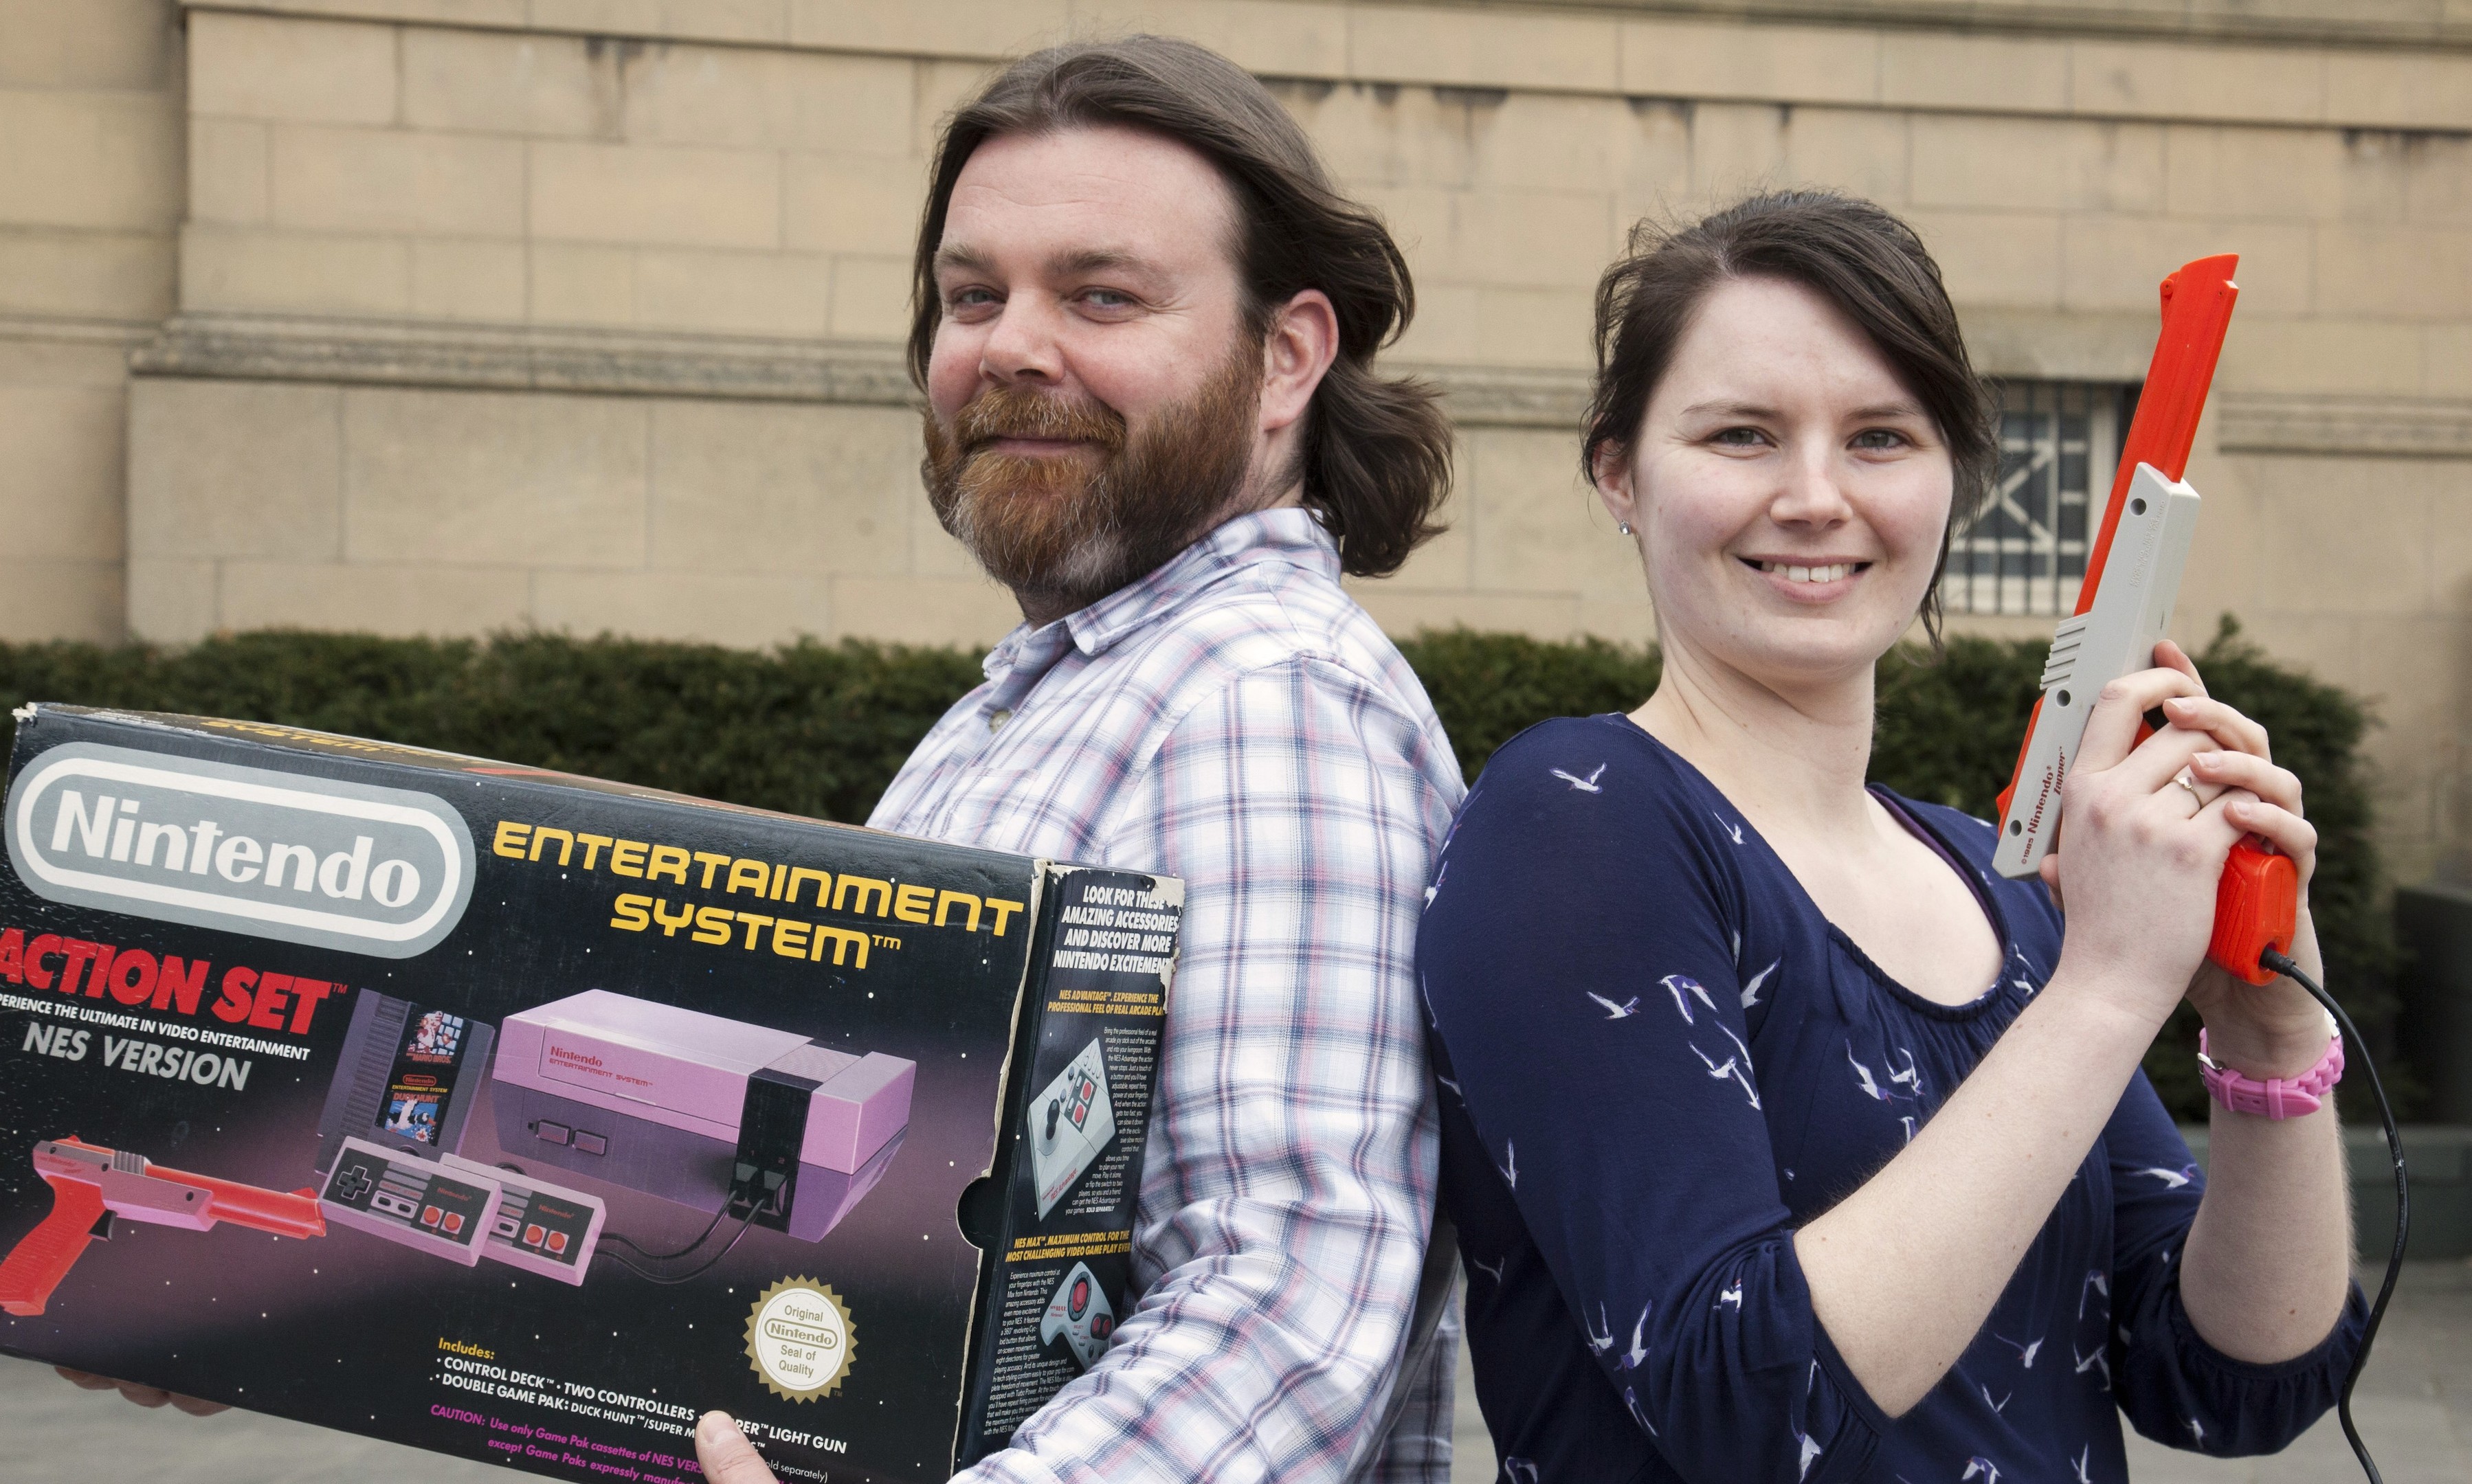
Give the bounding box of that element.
[945,287,997,312]
[1080,289,1135,311]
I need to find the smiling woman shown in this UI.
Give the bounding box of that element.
[1582,194,2000,656]
[1421,192,2365,1484]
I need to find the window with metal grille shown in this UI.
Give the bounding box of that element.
[1946,381,2135,617]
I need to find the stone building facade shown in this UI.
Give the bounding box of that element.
[2,0,2467,879]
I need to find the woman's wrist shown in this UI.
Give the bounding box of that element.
[2198,1017,2336,1084]
[2034,963,2183,1070]
[2039,956,2183,1048]
[2191,907,2330,1081]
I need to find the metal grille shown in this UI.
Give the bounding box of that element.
[1946,381,2126,617]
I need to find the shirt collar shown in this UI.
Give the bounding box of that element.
[980,508,1339,689]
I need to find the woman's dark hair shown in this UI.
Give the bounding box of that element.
[909,35,1450,579]
[1581,190,1999,648]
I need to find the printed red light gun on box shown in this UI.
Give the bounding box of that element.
[0,1137,326,1316]
[1990,253,2299,985]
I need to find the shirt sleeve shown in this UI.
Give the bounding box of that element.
[956,655,1458,1484]
[1361,1284,1462,1481]
[2104,1072,2367,1457]
[1418,732,1885,1484]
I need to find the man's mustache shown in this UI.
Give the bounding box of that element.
[952,387,1127,451]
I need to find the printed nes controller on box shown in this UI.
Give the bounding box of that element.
[450,1153,607,1285]
[1039,1261,1116,1370]
[319,1136,500,1268]
[1030,1037,1115,1219]
[318,1138,608,1282]
[492,989,915,1241]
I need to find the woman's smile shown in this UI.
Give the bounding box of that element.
[1739,555,1874,600]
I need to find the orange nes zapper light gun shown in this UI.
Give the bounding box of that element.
[1990,254,2300,985]
[0,1138,326,1316]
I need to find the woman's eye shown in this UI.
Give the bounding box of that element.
[1851,428,1911,451]
[1711,426,1768,448]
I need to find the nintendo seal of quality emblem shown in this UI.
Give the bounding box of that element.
[746,1278,854,1401]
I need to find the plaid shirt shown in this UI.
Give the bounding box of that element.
[871,509,1464,1484]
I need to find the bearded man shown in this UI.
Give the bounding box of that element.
[691,33,1465,1484]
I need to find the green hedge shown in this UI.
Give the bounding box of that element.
[0,621,2395,1121]
[0,631,982,829]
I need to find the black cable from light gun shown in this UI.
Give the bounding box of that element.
[2260,945,2402,1484]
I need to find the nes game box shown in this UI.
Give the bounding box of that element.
[0,704,1182,1481]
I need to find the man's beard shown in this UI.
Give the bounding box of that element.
[922,341,1262,617]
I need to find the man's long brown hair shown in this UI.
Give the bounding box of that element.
[908,35,1452,579]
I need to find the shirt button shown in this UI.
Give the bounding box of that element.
[988,708,1013,733]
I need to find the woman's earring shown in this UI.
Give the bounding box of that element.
[1617,520,1634,536]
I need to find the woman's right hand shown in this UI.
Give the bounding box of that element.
[2037,651,2255,1029]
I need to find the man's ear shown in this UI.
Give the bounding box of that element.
[1258,289,1339,436]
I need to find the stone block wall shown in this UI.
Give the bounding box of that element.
[0,0,2467,877]
[0,0,181,641]
[125,378,999,644]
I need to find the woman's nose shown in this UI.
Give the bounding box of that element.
[1770,447,1854,526]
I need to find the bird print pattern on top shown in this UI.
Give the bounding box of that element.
[1693,1022,1763,1110]
[1662,973,1717,1024]
[1418,715,2366,1483]
[1741,958,1780,1009]
[1617,1304,1650,1372]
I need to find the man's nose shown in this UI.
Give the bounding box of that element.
[979,295,1066,385]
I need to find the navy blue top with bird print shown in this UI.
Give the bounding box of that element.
[1418,715,2364,1484]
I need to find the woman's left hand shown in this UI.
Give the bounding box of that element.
[2146,642,2329,1078]
[53,1368,228,1415]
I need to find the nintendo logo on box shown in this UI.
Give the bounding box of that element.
[5,741,476,958]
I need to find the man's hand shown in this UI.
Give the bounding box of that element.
[696,1411,779,1484]
[54,1367,227,1415]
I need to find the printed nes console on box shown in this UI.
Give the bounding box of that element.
[493,989,914,1241]
[0,704,1182,1482]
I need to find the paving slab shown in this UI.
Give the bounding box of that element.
[0,1357,503,1483]
[5,1264,2467,1481]
[1450,1261,2472,1484]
